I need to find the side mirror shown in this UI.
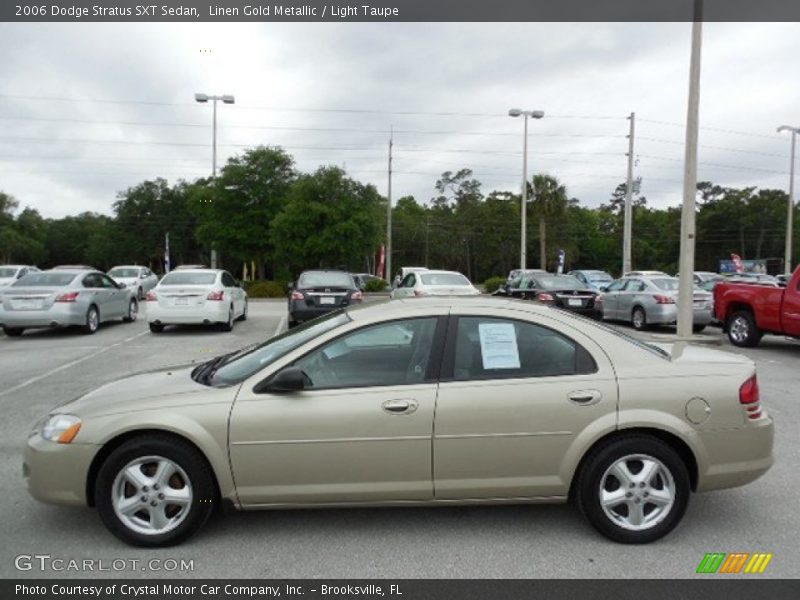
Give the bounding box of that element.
[118,282,127,289]
[255,367,307,394]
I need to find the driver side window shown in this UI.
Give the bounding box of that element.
[294,317,439,390]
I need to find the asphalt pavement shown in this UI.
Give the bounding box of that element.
[0,300,797,579]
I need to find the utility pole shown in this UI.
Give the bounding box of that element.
[677,0,703,338]
[385,126,393,283]
[424,214,430,267]
[777,126,798,273]
[623,112,636,276]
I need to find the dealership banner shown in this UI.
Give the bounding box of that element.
[4,0,800,22]
[3,579,800,600]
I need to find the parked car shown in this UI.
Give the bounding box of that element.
[493,269,549,297]
[520,273,600,317]
[623,270,669,278]
[288,270,361,328]
[675,271,720,285]
[0,265,40,287]
[598,276,712,332]
[568,269,614,291]
[23,297,773,547]
[723,272,779,286]
[714,266,800,347]
[52,265,96,270]
[146,269,247,333]
[350,272,382,291]
[0,269,138,336]
[393,266,429,288]
[108,265,159,300]
[173,264,208,271]
[391,270,479,299]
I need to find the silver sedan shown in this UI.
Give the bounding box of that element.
[598,276,713,332]
[0,269,138,337]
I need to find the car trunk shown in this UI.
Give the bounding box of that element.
[1,287,62,311]
[549,288,597,310]
[299,286,353,308]
[156,285,214,308]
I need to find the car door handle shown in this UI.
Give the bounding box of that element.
[568,390,602,405]
[382,399,418,414]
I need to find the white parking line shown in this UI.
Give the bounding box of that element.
[0,330,149,400]
[274,315,286,337]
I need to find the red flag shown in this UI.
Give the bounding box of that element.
[377,245,386,279]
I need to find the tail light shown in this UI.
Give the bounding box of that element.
[55,292,79,303]
[290,291,304,301]
[739,375,762,420]
[207,290,224,301]
[654,295,676,304]
[595,295,604,304]
[145,291,157,301]
[537,292,554,302]
[413,290,428,297]
[350,291,363,301]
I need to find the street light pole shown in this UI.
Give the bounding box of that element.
[386,126,393,283]
[509,108,544,271]
[778,126,799,274]
[623,112,636,276]
[677,1,703,339]
[195,92,235,269]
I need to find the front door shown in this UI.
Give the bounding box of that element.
[229,316,445,506]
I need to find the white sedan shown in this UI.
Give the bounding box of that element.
[107,265,159,300]
[391,270,480,299]
[146,269,247,333]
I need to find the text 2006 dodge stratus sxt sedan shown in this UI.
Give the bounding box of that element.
[24,298,773,546]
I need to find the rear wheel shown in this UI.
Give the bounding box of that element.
[727,310,762,347]
[237,299,248,322]
[219,307,234,332]
[631,307,648,331]
[692,324,706,334]
[83,305,100,335]
[94,435,216,547]
[149,323,164,334]
[576,435,690,544]
[3,327,24,337]
[123,299,138,322]
[137,287,144,301]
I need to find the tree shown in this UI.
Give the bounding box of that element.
[272,166,384,276]
[530,174,569,270]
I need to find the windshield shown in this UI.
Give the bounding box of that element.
[298,272,354,288]
[0,268,19,278]
[109,268,141,278]
[420,273,470,286]
[13,272,77,287]
[160,272,217,285]
[588,273,613,283]
[538,276,588,291]
[209,312,351,386]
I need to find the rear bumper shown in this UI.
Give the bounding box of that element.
[146,302,229,325]
[644,304,713,326]
[696,415,774,492]
[0,304,86,329]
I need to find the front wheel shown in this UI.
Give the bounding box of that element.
[83,305,99,335]
[727,311,762,347]
[123,299,138,322]
[237,299,248,322]
[692,324,706,334]
[94,435,216,547]
[576,436,690,544]
[219,307,234,332]
[3,327,24,337]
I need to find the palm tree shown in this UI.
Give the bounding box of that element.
[529,174,569,270]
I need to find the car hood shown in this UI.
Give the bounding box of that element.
[54,364,237,418]
[0,278,15,287]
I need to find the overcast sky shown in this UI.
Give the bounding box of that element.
[0,22,798,219]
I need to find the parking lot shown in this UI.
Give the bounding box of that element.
[0,299,797,578]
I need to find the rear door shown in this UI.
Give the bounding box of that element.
[221,271,244,316]
[433,309,618,499]
[601,279,626,318]
[99,273,127,317]
[81,273,112,316]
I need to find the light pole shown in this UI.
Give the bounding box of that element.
[195,92,235,268]
[777,125,798,274]
[509,108,544,271]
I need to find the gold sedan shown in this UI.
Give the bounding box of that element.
[24,298,774,546]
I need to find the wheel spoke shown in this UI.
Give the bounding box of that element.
[627,501,646,526]
[162,486,191,507]
[153,460,177,489]
[609,461,635,488]
[647,487,673,507]
[637,459,658,485]
[148,505,170,531]
[123,465,149,490]
[116,494,142,516]
[600,487,627,508]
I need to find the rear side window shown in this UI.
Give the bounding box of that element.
[14,272,77,287]
[449,316,597,381]
[420,273,470,286]
[298,272,354,288]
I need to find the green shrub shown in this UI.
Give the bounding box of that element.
[482,276,507,294]
[245,280,287,298]
[364,278,389,292]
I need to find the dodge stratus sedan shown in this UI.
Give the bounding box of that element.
[24,298,773,546]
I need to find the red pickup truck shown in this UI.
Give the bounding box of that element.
[714,267,800,347]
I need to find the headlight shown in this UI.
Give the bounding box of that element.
[41,414,82,444]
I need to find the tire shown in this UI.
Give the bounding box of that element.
[149,323,164,334]
[123,299,138,322]
[137,287,144,301]
[219,307,234,332]
[83,305,100,335]
[288,318,298,329]
[692,324,706,334]
[575,435,690,544]
[3,327,24,337]
[727,310,762,347]
[631,306,648,331]
[237,299,248,322]
[94,434,216,547]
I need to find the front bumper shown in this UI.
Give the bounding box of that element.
[0,304,87,329]
[146,302,229,325]
[24,433,98,506]
[696,415,774,492]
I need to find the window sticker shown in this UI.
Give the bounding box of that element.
[478,322,520,369]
